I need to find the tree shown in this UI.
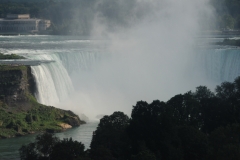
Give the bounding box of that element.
[35,133,60,158]
[208,124,240,160]
[177,126,208,160]
[19,133,86,160]
[128,100,180,159]
[90,111,130,160]
[167,93,201,128]
[220,14,235,29]
[19,142,38,160]
[194,86,215,101]
[50,138,86,160]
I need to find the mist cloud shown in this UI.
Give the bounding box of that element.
[61,0,215,119]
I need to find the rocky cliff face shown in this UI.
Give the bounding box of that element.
[0,65,85,138]
[0,65,35,112]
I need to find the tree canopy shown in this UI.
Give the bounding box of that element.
[19,133,87,160]
[20,76,240,160]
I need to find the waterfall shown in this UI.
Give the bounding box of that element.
[57,51,105,73]
[196,48,240,83]
[30,48,240,107]
[30,54,74,106]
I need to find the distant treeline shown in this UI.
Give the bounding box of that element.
[210,0,240,30]
[1,0,240,34]
[0,0,136,35]
[216,38,240,46]
[0,1,95,35]
[20,76,240,160]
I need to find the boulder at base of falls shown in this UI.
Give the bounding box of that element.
[58,123,72,130]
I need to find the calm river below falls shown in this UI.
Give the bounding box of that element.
[0,121,98,160]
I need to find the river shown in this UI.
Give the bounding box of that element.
[0,121,98,160]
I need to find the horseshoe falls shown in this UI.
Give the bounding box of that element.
[196,48,240,83]
[26,45,240,111]
[0,36,105,107]
[1,35,240,160]
[30,51,103,106]
[0,36,240,111]
[30,54,74,106]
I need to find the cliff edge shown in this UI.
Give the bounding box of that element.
[0,64,85,138]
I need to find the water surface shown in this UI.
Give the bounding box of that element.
[0,121,98,160]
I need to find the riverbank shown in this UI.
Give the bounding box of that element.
[0,121,98,160]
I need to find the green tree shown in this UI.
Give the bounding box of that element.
[90,111,130,160]
[128,100,181,159]
[220,14,235,29]
[50,138,86,160]
[19,133,86,160]
[177,126,208,160]
[208,124,240,160]
[19,142,38,160]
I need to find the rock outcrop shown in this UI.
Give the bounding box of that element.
[0,65,85,138]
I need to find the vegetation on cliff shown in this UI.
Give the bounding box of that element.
[211,0,240,30]
[19,133,88,160]
[0,64,85,138]
[216,38,240,46]
[0,53,25,59]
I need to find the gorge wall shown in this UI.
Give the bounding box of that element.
[0,65,85,138]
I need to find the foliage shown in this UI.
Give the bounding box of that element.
[90,112,130,160]
[19,132,86,160]
[2,0,240,33]
[216,39,240,46]
[50,137,85,160]
[0,53,24,59]
[0,1,95,35]
[19,76,240,159]
[0,103,83,138]
[89,76,240,160]
[210,0,240,29]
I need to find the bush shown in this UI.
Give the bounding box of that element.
[19,133,86,160]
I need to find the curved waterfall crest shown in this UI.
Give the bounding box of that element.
[29,51,103,106]
[30,54,74,106]
[29,47,240,107]
[197,48,240,82]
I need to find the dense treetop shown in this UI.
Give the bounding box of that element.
[89,76,240,160]
[20,76,240,160]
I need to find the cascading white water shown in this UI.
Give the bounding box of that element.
[31,64,60,105]
[57,50,106,73]
[30,47,240,107]
[196,48,240,83]
[30,54,74,106]
[2,35,240,113]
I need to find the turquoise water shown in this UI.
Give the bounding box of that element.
[0,121,98,160]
